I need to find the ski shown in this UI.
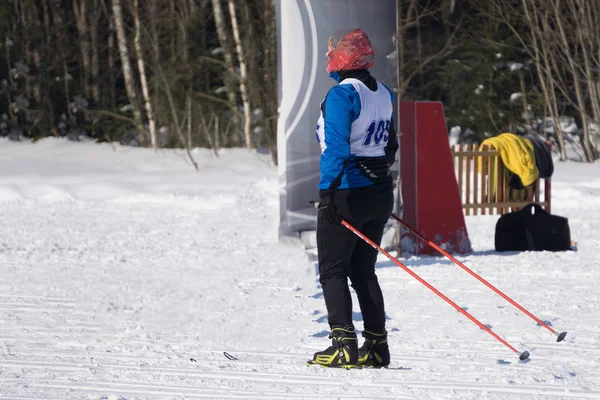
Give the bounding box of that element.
[190,352,239,363]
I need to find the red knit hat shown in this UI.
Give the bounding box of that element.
[326,28,375,73]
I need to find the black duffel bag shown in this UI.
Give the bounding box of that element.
[495,203,571,252]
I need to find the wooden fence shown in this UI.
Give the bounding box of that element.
[451,144,551,216]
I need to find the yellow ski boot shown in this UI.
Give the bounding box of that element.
[308,327,358,368]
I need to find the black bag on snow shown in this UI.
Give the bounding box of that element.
[495,203,571,252]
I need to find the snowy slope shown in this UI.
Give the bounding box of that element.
[1,138,599,399]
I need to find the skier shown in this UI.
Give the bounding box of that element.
[310,28,398,368]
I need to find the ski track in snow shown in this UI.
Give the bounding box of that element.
[1,139,599,399]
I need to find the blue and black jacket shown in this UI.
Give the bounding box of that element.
[316,70,398,191]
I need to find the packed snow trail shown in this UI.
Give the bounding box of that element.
[1,138,599,399]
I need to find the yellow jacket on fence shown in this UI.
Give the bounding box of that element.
[479,133,539,188]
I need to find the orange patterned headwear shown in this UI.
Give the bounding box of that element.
[326,28,375,73]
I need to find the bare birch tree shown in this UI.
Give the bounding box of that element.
[227,0,252,149]
[112,0,145,143]
[133,0,158,148]
[243,0,278,161]
[51,0,75,125]
[574,0,600,155]
[90,0,101,104]
[551,0,595,162]
[211,0,242,145]
[487,0,568,159]
[73,0,91,99]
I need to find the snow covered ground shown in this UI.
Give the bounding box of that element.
[1,138,599,399]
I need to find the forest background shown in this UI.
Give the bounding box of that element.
[1,0,599,165]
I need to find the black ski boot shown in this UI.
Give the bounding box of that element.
[358,330,390,368]
[308,326,358,368]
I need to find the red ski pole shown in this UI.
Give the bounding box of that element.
[391,213,567,343]
[341,218,530,360]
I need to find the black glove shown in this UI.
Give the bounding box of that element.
[319,190,342,225]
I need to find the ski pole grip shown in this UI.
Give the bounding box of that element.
[310,201,320,210]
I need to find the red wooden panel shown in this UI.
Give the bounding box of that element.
[400,101,472,255]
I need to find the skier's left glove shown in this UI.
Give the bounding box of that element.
[319,190,342,225]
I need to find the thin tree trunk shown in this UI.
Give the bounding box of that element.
[33,50,42,103]
[28,0,42,103]
[147,0,161,143]
[73,0,91,99]
[519,70,532,135]
[211,0,242,146]
[40,0,56,132]
[199,0,210,92]
[90,0,101,104]
[414,0,424,98]
[42,0,51,33]
[187,93,193,148]
[170,0,177,63]
[133,0,158,148]
[188,0,197,15]
[522,0,552,138]
[264,0,278,162]
[180,6,189,64]
[148,0,160,64]
[50,1,75,124]
[258,0,278,162]
[108,16,116,110]
[4,38,16,126]
[156,63,199,170]
[199,106,212,150]
[542,36,567,160]
[63,57,75,125]
[212,116,218,155]
[228,0,252,149]
[23,0,34,101]
[112,0,145,143]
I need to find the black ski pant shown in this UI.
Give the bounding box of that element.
[317,183,394,332]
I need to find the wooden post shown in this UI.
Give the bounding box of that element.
[496,151,502,214]
[465,144,472,216]
[486,145,493,215]
[458,144,464,209]
[481,145,487,215]
[487,149,496,215]
[473,144,483,215]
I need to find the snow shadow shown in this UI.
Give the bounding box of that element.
[313,311,392,325]
[376,257,455,269]
[375,249,532,270]
[390,366,412,371]
[469,250,524,257]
